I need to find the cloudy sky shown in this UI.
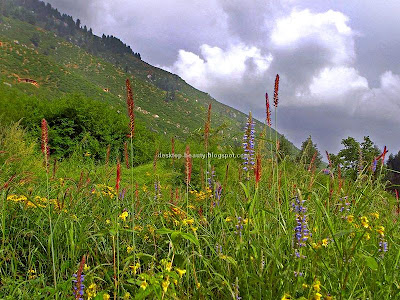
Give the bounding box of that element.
[45,0,400,154]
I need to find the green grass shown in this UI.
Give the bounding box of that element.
[0,122,398,299]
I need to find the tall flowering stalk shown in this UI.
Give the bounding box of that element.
[41,119,57,288]
[242,112,256,180]
[273,75,280,204]
[255,153,262,188]
[114,159,121,297]
[73,255,86,300]
[265,92,271,127]
[126,79,135,139]
[292,195,311,258]
[124,142,129,168]
[125,78,137,269]
[204,103,212,149]
[41,119,50,171]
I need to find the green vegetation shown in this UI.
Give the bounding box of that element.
[1,1,399,299]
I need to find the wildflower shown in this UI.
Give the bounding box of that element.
[119,211,129,222]
[106,219,111,224]
[313,279,321,292]
[302,283,309,288]
[103,294,110,300]
[84,264,90,272]
[360,216,369,228]
[126,78,135,138]
[127,246,134,253]
[196,282,201,289]
[162,279,170,293]
[233,277,241,300]
[86,283,97,299]
[242,113,256,177]
[313,292,322,300]
[165,262,172,272]
[28,269,37,280]
[376,226,385,236]
[273,74,280,107]
[115,160,121,193]
[293,196,311,248]
[379,240,388,253]
[347,215,354,223]
[225,216,233,222]
[370,212,379,219]
[190,226,198,233]
[281,293,291,300]
[322,168,331,175]
[41,119,50,170]
[140,280,148,290]
[73,255,86,300]
[266,92,271,127]
[365,232,370,240]
[176,268,186,278]
[130,262,140,275]
[123,292,131,300]
[322,238,329,247]
[312,242,321,250]
[235,217,244,238]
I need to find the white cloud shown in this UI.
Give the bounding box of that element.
[271,9,355,65]
[308,66,368,103]
[164,43,273,90]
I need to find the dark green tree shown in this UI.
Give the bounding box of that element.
[386,151,400,191]
[296,136,322,169]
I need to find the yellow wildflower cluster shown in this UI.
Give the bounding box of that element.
[7,194,57,208]
[92,184,116,198]
[360,216,369,229]
[86,283,97,299]
[130,262,141,275]
[376,225,385,237]
[189,188,212,201]
[119,211,129,222]
[28,269,37,280]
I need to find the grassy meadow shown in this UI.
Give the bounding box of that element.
[0,79,399,300]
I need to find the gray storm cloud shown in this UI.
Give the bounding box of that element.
[45,0,400,154]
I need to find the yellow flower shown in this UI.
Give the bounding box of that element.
[106,219,111,224]
[190,226,198,233]
[84,264,90,272]
[370,212,379,219]
[127,246,134,254]
[365,232,370,240]
[129,262,141,274]
[140,280,148,290]
[347,215,354,223]
[196,282,201,289]
[165,262,172,272]
[85,152,91,157]
[281,293,291,300]
[162,279,170,293]
[322,238,329,247]
[176,268,186,278]
[119,211,129,222]
[302,283,309,288]
[87,283,97,298]
[103,294,110,300]
[313,292,322,300]
[123,292,131,299]
[225,216,233,222]
[360,216,369,229]
[313,279,321,292]
[312,242,321,250]
[376,226,385,236]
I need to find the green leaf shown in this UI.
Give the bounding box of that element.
[364,256,378,271]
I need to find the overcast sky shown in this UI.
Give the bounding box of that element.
[45,0,400,154]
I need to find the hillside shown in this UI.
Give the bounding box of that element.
[0,1,294,152]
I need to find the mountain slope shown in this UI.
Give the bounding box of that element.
[0,0,297,153]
